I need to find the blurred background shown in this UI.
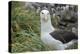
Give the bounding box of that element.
[10,1,78,53]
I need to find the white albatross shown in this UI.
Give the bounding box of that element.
[40,10,78,50]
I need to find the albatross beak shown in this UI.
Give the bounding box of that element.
[43,16,48,22]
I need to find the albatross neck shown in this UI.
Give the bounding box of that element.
[41,18,55,33]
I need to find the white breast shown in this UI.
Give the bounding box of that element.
[41,32,65,50]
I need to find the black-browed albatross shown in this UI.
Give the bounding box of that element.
[40,10,78,50]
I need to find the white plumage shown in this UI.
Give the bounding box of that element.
[40,10,77,50]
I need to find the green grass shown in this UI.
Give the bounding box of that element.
[11,2,52,53]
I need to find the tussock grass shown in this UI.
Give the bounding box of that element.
[11,2,51,53]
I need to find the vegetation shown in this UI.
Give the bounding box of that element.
[10,1,51,53]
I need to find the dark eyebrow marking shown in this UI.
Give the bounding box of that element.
[42,12,44,14]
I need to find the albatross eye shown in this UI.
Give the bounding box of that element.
[42,12,44,14]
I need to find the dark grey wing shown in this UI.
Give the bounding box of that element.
[50,30,78,44]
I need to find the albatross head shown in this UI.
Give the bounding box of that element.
[40,10,50,22]
[40,10,55,32]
